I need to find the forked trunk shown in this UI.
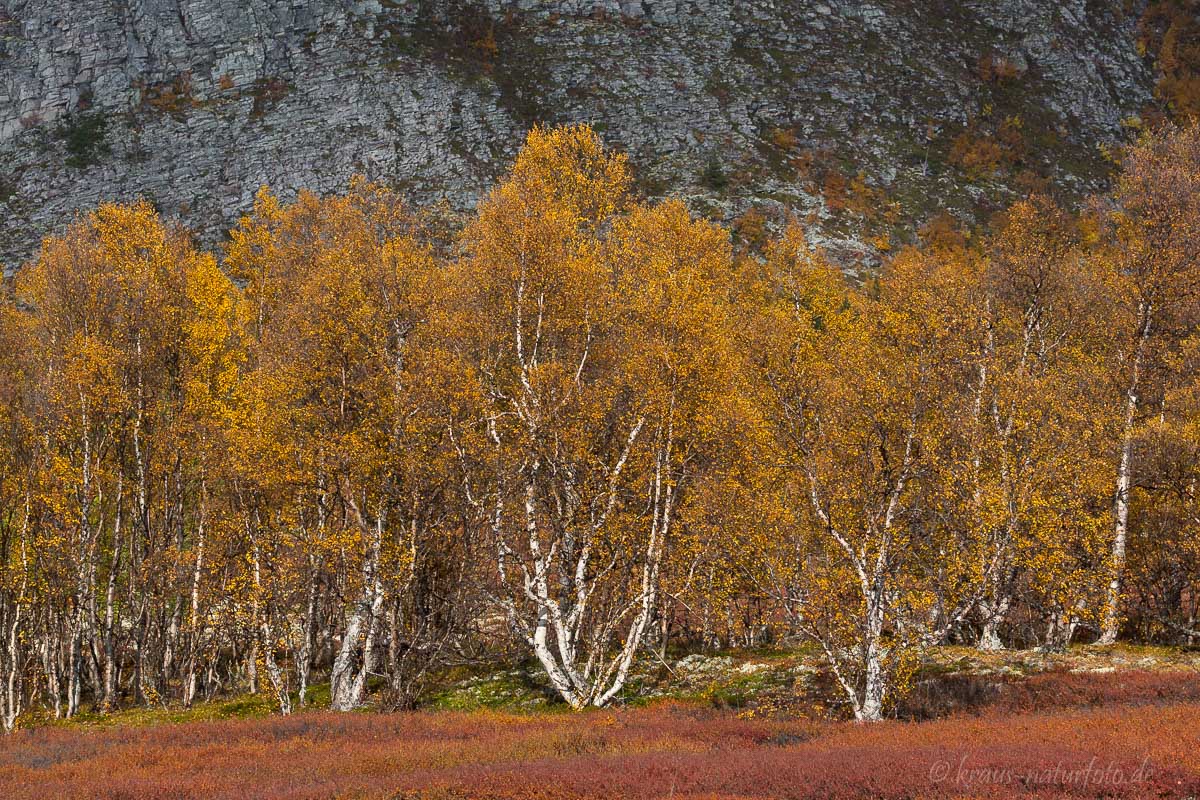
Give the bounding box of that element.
[977,596,1010,651]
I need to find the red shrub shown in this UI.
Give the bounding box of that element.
[899,668,1200,720]
[2,688,1198,799]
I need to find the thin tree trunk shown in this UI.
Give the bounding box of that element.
[1100,303,1152,645]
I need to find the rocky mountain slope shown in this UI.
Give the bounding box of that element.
[0,1,1156,271]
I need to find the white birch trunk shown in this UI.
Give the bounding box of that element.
[1100,303,1152,645]
[330,501,385,712]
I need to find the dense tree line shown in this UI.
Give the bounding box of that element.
[2,124,1200,725]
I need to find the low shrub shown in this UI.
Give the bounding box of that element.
[3,688,1199,798]
[55,113,109,168]
[700,156,729,191]
[898,667,1200,721]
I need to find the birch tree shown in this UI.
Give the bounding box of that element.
[0,299,33,730]
[451,126,745,707]
[753,226,971,720]
[15,201,239,714]
[930,198,1110,650]
[1092,124,1200,644]
[227,181,461,712]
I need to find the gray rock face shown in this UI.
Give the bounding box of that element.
[0,0,1153,270]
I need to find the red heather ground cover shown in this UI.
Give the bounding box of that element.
[1,670,1198,799]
